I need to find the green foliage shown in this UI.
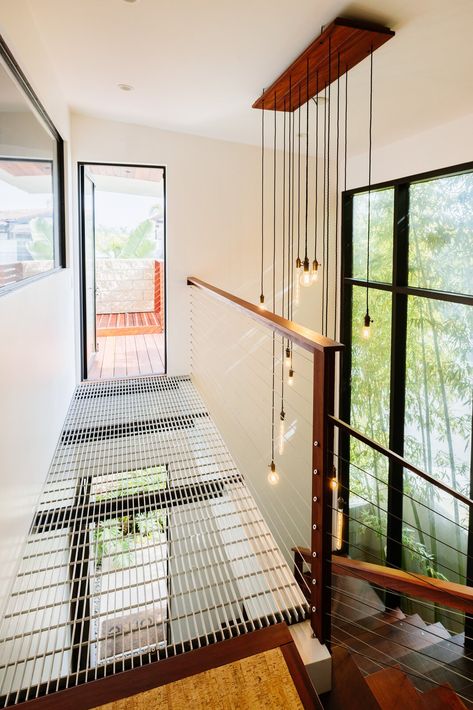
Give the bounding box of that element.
[96,219,156,259]
[95,466,167,502]
[27,217,54,260]
[93,511,166,570]
[348,172,473,586]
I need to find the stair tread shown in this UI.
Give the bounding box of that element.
[330,645,382,709]
[337,614,449,663]
[423,683,468,709]
[333,608,406,644]
[366,667,427,709]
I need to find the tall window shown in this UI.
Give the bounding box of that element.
[0,38,65,294]
[341,165,473,615]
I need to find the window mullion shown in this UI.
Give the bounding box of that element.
[385,182,409,607]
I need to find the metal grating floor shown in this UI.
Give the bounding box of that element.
[0,375,307,706]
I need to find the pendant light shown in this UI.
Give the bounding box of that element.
[279,99,287,455]
[259,89,266,310]
[295,84,302,271]
[311,70,320,283]
[363,48,374,338]
[300,57,312,288]
[268,93,279,484]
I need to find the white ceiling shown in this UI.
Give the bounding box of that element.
[25,0,473,153]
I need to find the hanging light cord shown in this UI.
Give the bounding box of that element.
[325,36,332,336]
[260,90,265,301]
[344,66,348,192]
[334,52,341,339]
[313,70,319,264]
[287,80,292,323]
[366,47,374,315]
[271,93,277,465]
[304,58,310,261]
[273,94,277,313]
[322,80,327,333]
[281,100,286,410]
[297,84,302,265]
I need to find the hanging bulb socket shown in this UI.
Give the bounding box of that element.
[285,347,291,367]
[288,368,295,386]
[267,460,279,485]
[259,294,265,310]
[362,311,373,339]
[296,256,302,269]
[311,259,319,282]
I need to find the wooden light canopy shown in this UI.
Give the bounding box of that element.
[253,17,394,112]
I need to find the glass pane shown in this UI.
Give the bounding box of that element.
[0,57,60,291]
[352,188,394,283]
[403,296,472,594]
[409,172,473,295]
[348,286,392,562]
[405,297,472,498]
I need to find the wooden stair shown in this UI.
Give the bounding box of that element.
[291,547,473,707]
[330,646,469,709]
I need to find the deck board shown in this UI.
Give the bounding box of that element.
[88,334,165,380]
[97,312,163,337]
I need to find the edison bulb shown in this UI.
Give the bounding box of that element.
[288,368,294,386]
[362,312,372,339]
[311,260,319,282]
[300,269,311,287]
[258,294,266,310]
[285,347,291,368]
[267,461,279,485]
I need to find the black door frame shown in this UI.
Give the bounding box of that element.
[78,161,168,381]
[340,159,473,609]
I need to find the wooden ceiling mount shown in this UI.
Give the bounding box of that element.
[253,17,394,112]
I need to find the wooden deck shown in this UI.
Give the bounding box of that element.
[88,334,165,380]
[97,312,163,337]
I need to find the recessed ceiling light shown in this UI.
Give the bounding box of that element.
[118,83,134,91]
[123,0,139,3]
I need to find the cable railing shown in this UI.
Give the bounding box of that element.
[188,275,473,703]
[188,277,343,644]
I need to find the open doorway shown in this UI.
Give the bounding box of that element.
[79,163,166,380]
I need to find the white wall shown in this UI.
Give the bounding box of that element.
[71,113,338,376]
[347,111,473,189]
[71,114,264,375]
[0,2,76,615]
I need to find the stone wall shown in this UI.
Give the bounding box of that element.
[96,259,161,314]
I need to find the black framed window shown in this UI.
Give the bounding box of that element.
[0,36,65,294]
[341,163,473,619]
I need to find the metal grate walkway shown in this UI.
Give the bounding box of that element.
[0,375,307,706]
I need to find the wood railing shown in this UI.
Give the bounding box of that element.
[189,276,473,648]
[293,547,473,615]
[188,277,343,643]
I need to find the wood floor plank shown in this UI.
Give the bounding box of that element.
[135,334,153,375]
[125,335,140,376]
[144,334,164,373]
[88,331,164,381]
[113,336,127,378]
[100,337,115,380]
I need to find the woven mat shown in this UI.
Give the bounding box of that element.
[93,647,304,709]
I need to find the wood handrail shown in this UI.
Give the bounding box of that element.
[292,548,473,615]
[330,415,473,509]
[187,277,343,354]
[331,556,473,615]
